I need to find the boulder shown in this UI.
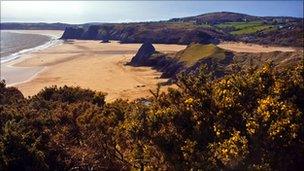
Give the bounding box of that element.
[100,35,110,43]
[101,39,110,43]
[129,42,155,66]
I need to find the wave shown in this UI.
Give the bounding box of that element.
[1,35,63,64]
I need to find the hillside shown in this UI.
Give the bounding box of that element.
[175,44,227,66]
[169,11,260,24]
[60,12,303,47]
[169,11,301,24]
[2,12,303,47]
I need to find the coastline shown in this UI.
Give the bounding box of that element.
[2,31,299,101]
[1,30,64,85]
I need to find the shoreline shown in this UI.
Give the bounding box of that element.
[5,66,48,87]
[1,30,64,64]
[1,30,64,85]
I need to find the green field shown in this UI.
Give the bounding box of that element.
[216,21,275,35]
[231,25,274,35]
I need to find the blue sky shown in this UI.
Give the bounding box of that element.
[1,1,303,24]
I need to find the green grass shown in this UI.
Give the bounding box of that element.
[175,44,226,66]
[231,25,274,35]
[216,21,275,35]
[216,21,263,29]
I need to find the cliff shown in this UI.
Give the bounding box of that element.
[61,27,84,39]
[60,23,227,44]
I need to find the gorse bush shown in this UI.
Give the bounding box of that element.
[0,61,303,170]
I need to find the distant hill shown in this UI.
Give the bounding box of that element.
[169,12,260,24]
[0,22,75,30]
[168,11,301,24]
[1,12,303,47]
[59,12,303,47]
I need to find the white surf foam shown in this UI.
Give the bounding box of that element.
[1,35,63,64]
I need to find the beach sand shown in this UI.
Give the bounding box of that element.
[12,40,186,101]
[218,41,295,53]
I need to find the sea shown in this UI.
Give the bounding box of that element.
[0,31,60,63]
[0,30,63,85]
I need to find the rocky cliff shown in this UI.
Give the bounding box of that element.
[129,42,155,66]
[61,27,84,39]
[60,24,227,44]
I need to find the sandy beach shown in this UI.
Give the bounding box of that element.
[10,39,186,101]
[218,41,296,53]
[2,30,298,101]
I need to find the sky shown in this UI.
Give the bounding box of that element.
[1,1,303,24]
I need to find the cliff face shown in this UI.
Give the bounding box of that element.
[82,25,102,40]
[60,24,230,44]
[103,25,227,44]
[61,27,84,39]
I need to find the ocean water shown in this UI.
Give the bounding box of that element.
[0,30,63,85]
[0,31,59,63]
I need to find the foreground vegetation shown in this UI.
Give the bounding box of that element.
[1,61,303,170]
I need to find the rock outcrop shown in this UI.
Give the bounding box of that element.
[129,42,155,66]
[128,41,302,80]
[60,27,84,39]
[59,24,230,45]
